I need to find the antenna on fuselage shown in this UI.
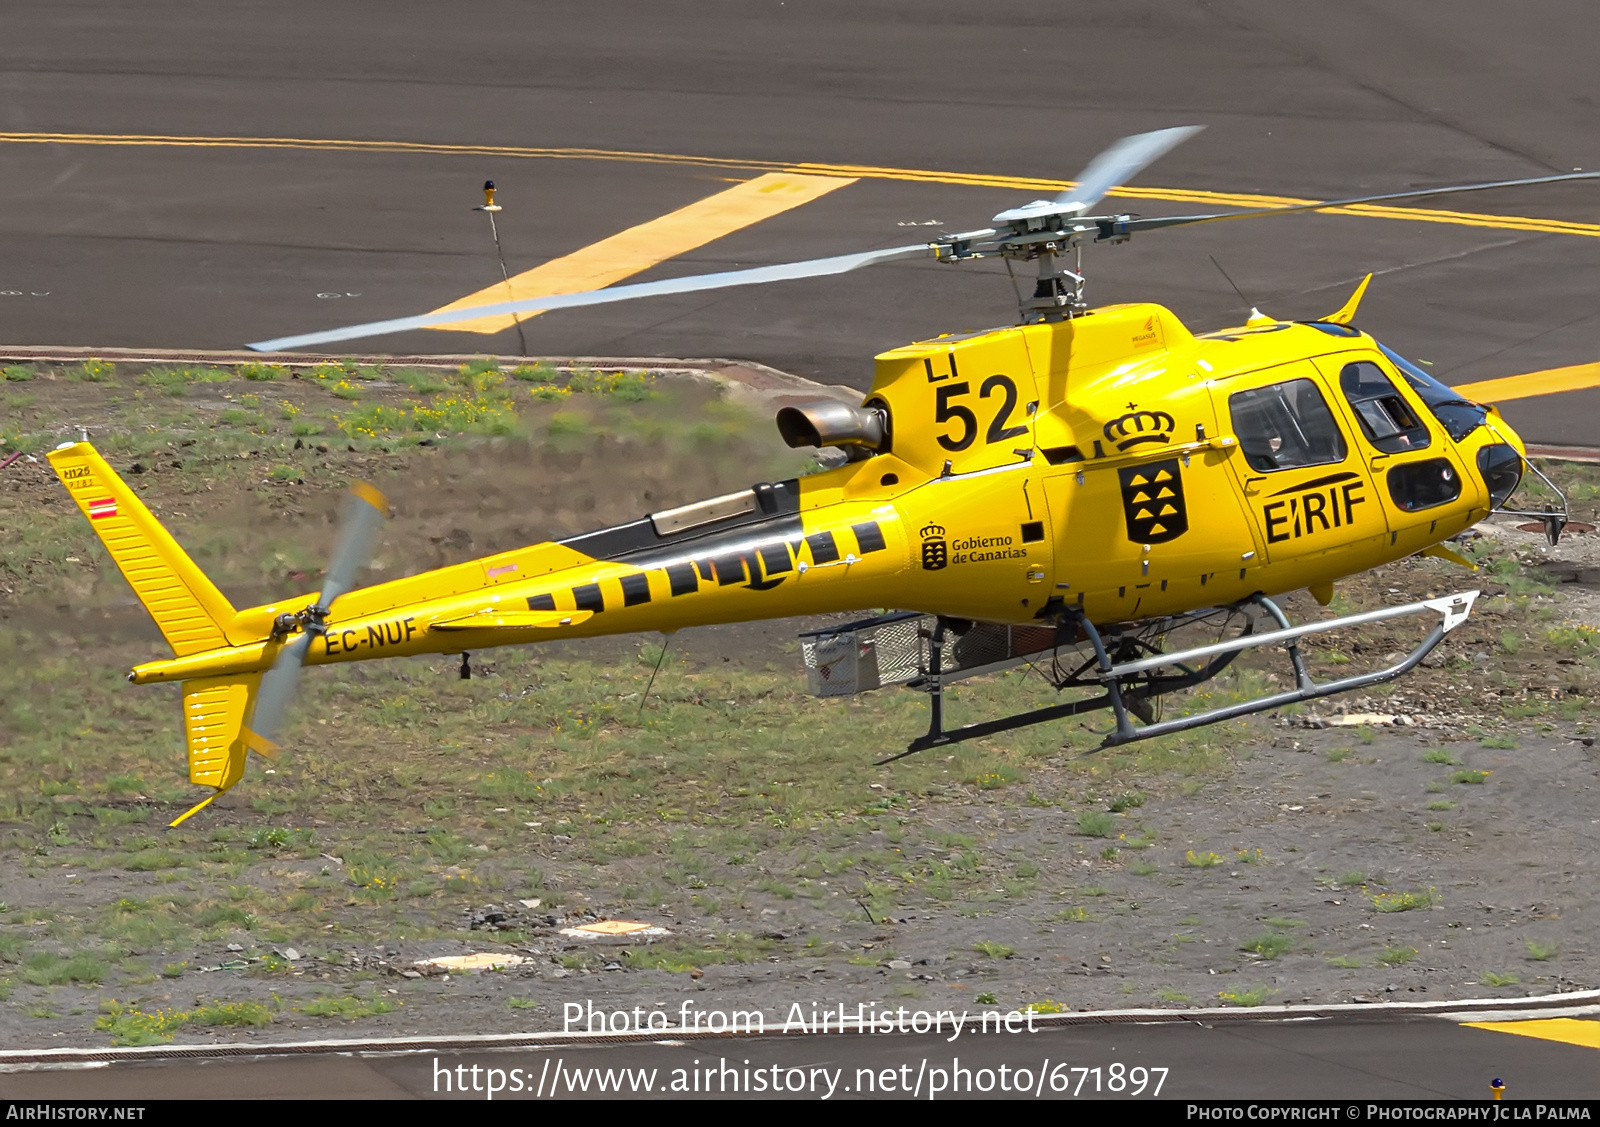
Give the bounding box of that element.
[1208,255,1254,313]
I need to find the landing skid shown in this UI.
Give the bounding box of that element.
[880,591,1478,764]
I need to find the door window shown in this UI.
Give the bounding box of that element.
[1339,361,1430,453]
[1228,378,1347,472]
[1387,458,1462,512]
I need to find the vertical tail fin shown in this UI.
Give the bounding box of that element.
[48,441,238,655]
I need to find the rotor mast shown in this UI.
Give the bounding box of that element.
[1021,237,1086,322]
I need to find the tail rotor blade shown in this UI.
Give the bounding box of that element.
[320,482,389,609]
[246,481,389,751]
[250,633,310,749]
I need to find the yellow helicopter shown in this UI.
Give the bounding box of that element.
[49,127,1583,825]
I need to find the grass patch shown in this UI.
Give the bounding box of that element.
[94,1003,186,1046]
[621,933,775,973]
[1450,770,1492,785]
[94,998,270,1046]
[1185,850,1222,868]
[1240,933,1293,960]
[1326,955,1362,968]
[240,362,288,381]
[298,993,399,1020]
[1108,792,1144,813]
[1376,946,1417,966]
[1426,800,1456,811]
[1371,888,1437,913]
[972,941,1015,959]
[197,904,258,930]
[1481,971,1520,988]
[1525,940,1558,961]
[969,764,1025,790]
[191,1000,274,1027]
[68,360,116,382]
[20,951,109,986]
[1422,749,1457,765]
[1218,987,1274,1007]
[1074,811,1116,838]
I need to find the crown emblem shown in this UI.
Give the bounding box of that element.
[1103,407,1175,452]
[920,523,946,539]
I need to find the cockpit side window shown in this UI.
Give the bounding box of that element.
[1228,378,1348,473]
[1339,361,1431,454]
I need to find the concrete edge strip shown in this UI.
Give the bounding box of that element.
[1525,443,1600,464]
[3,989,1598,1067]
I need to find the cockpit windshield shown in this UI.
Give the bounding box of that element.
[1376,343,1487,442]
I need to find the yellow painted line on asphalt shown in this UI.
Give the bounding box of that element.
[4,131,1598,239]
[428,172,854,334]
[1464,1017,1600,1050]
[1455,361,1600,403]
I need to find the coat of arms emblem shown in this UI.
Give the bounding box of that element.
[1118,460,1188,544]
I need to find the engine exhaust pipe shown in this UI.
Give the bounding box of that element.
[775,400,889,453]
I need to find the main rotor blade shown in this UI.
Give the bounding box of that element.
[248,242,938,351]
[1054,125,1205,213]
[320,481,389,609]
[1118,168,1600,234]
[992,125,1204,224]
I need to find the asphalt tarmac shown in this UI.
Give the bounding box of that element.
[1,3,1598,1097]
[1,2,1598,443]
[1,1014,1595,1101]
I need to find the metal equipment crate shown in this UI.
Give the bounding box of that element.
[798,613,1063,697]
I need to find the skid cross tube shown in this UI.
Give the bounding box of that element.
[880,591,1478,761]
